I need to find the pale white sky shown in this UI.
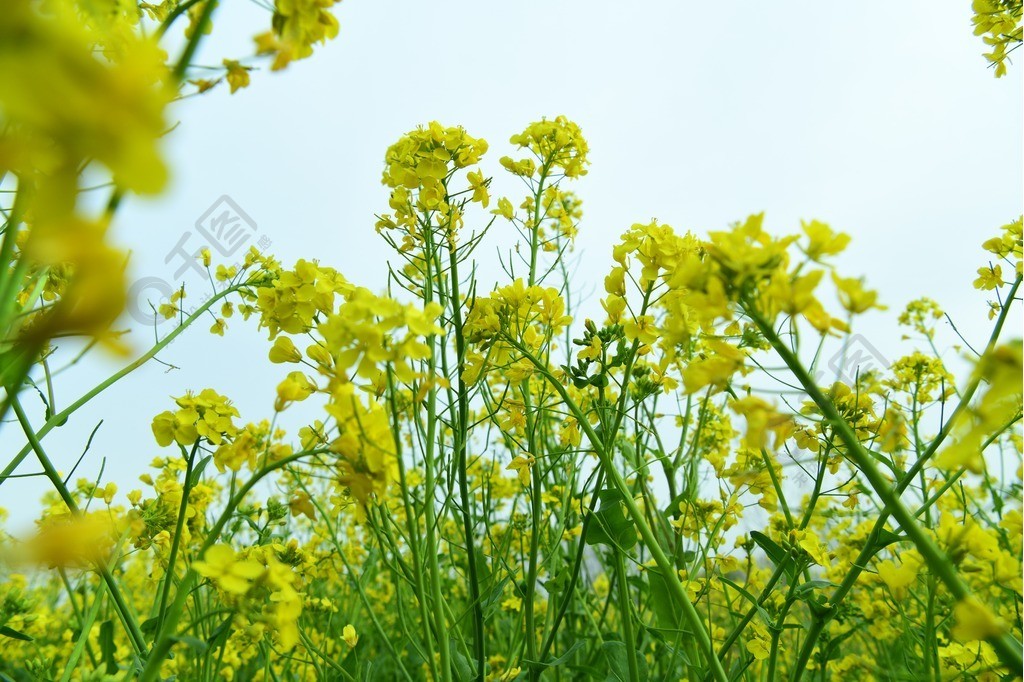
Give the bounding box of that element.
[4,1,1021,527]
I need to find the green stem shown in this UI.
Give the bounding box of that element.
[713,559,788,666]
[171,0,217,82]
[10,395,149,658]
[154,441,200,638]
[0,283,248,485]
[538,286,657,666]
[536,468,606,663]
[746,306,1023,674]
[418,221,453,682]
[58,580,107,682]
[138,447,330,682]
[891,275,1022,486]
[524,399,543,677]
[505,336,728,682]
[614,550,641,682]
[291,470,413,682]
[766,578,800,682]
[787,275,1023,680]
[445,231,486,679]
[385,365,440,680]
[527,161,551,287]
[914,412,1020,520]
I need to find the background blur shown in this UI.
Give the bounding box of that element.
[4,1,1021,528]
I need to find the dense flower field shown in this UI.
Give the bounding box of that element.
[0,1,1021,680]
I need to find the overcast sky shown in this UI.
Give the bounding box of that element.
[4,2,1021,528]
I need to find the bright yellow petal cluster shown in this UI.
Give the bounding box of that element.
[502,116,590,179]
[325,383,398,512]
[151,389,240,447]
[972,0,1023,77]
[254,0,342,71]
[193,544,265,595]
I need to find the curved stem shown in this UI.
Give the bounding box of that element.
[787,274,1023,679]
[0,283,249,485]
[10,395,148,658]
[746,305,1023,674]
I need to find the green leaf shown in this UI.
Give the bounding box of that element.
[749,531,796,580]
[793,579,836,601]
[719,576,760,607]
[646,567,682,633]
[189,455,213,487]
[548,639,586,667]
[586,489,638,550]
[874,529,904,549]
[140,617,159,637]
[0,625,32,642]
[664,492,690,520]
[206,616,233,648]
[719,575,772,624]
[864,446,899,474]
[170,634,208,655]
[450,645,475,682]
[522,639,586,671]
[99,620,117,674]
[821,622,862,663]
[602,640,648,682]
[481,576,511,618]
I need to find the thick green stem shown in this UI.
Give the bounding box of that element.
[418,220,453,682]
[787,275,1023,680]
[614,550,641,682]
[0,180,30,330]
[171,0,217,82]
[445,233,486,679]
[155,441,200,637]
[747,306,1023,674]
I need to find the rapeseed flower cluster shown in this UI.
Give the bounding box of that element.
[0,4,1020,681]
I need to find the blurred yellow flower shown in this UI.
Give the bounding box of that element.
[193,544,264,595]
